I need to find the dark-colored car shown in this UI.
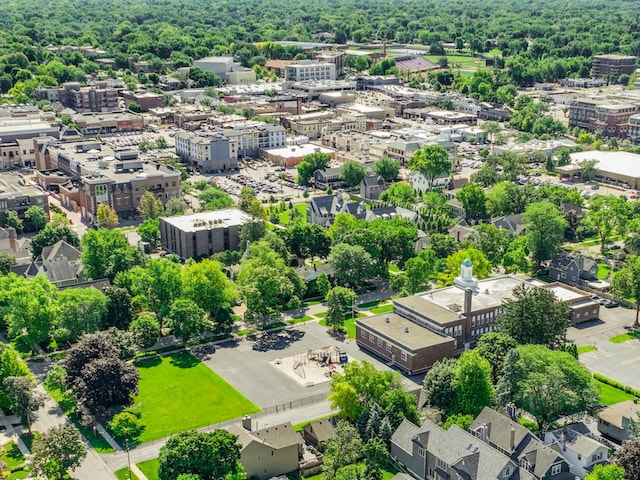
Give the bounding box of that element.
[604,300,619,308]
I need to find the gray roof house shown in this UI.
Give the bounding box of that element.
[470,407,574,480]
[548,251,599,288]
[11,239,83,287]
[314,167,343,188]
[597,400,640,443]
[491,214,525,235]
[544,424,608,478]
[391,418,537,480]
[307,195,419,227]
[359,174,386,200]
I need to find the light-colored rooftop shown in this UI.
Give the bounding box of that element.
[546,285,585,302]
[161,208,251,232]
[570,150,640,179]
[262,143,334,158]
[421,275,527,313]
[357,313,454,352]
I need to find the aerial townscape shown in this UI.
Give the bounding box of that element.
[3,0,640,479]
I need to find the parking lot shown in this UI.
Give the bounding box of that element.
[193,321,421,409]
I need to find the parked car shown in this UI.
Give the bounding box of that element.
[603,300,619,308]
[591,184,600,190]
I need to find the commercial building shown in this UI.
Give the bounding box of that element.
[285,60,336,82]
[260,143,335,168]
[630,114,640,145]
[72,111,144,136]
[36,82,119,112]
[0,171,49,223]
[356,259,599,374]
[591,55,637,79]
[174,131,238,172]
[0,118,59,143]
[0,139,36,169]
[121,91,164,112]
[315,51,345,78]
[224,124,286,158]
[561,150,640,189]
[35,140,181,222]
[160,208,252,259]
[192,56,257,84]
[568,99,638,138]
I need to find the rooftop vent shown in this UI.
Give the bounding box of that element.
[385,316,390,323]
[404,326,409,333]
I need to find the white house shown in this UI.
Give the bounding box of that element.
[544,425,609,479]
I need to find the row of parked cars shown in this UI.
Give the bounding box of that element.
[591,295,619,308]
[229,174,281,194]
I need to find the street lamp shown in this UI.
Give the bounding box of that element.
[126,441,131,480]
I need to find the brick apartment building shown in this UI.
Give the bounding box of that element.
[0,171,49,223]
[629,114,640,145]
[569,99,639,138]
[36,82,119,112]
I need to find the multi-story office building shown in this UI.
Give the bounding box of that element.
[175,131,238,172]
[0,139,36,169]
[36,82,119,112]
[591,55,637,79]
[590,104,639,138]
[160,209,252,259]
[629,114,640,144]
[568,98,603,130]
[35,140,181,223]
[316,52,345,78]
[0,171,49,223]
[285,60,336,82]
[224,124,286,158]
[72,111,144,136]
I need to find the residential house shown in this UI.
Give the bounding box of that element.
[301,418,337,452]
[314,167,343,189]
[228,419,303,480]
[549,251,599,288]
[410,171,451,193]
[491,214,525,235]
[359,175,385,200]
[470,407,574,480]
[597,400,640,443]
[391,418,537,480]
[11,240,83,287]
[544,424,609,478]
[307,195,344,227]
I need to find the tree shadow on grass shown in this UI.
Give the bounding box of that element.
[135,356,162,369]
[327,329,346,342]
[190,343,218,361]
[169,352,200,369]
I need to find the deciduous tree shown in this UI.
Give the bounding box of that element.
[96,203,119,229]
[129,314,161,349]
[409,145,451,191]
[581,195,629,253]
[523,201,568,271]
[585,464,625,480]
[24,205,48,231]
[57,287,109,343]
[328,243,373,289]
[614,437,640,480]
[81,229,142,280]
[612,256,640,328]
[30,424,87,480]
[454,350,493,416]
[3,376,45,433]
[138,191,164,219]
[497,284,570,348]
[379,182,416,206]
[475,331,517,382]
[421,358,458,416]
[297,152,331,186]
[373,157,400,182]
[104,286,134,330]
[167,299,210,345]
[323,420,363,478]
[138,218,161,247]
[158,430,241,480]
[182,259,236,316]
[325,286,356,332]
[456,183,487,219]
[340,161,366,187]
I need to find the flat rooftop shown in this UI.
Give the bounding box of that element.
[357,313,454,352]
[161,208,251,232]
[570,150,640,179]
[262,143,334,158]
[421,276,527,313]
[0,171,46,199]
[546,285,585,302]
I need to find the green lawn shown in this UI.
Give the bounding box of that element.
[577,345,597,354]
[131,352,260,442]
[138,459,160,480]
[277,203,307,225]
[597,263,611,280]
[303,461,399,480]
[388,264,401,274]
[1,442,25,470]
[47,389,114,453]
[115,468,140,480]
[305,299,323,307]
[609,330,640,343]
[597,379,635,406]
[370,304,394,314]
[358,300,384,309]
[319,315,363,339]
[315,312,327,318]
[293,414,336,432]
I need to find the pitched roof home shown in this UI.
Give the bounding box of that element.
[491,213,525,235]
[597,400,640,443]
[544,423,609,478]
[228,419,303,480]
[391,418,537,480]
[470,407,574,480]
[301,417,337,452]
[360,174,386,199]
[549,251,598,287]
[11,239,83,286]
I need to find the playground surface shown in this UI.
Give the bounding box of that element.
[271,346,348,387]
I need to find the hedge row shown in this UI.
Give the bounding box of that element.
[594,372,640,397]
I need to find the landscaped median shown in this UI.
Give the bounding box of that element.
[594,372,640,406]
[609,330,640,343]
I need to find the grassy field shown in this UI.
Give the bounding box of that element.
[131,352,260,442]
[0,441,28,479]
[597,379,635,405]
[609,330,640,343]
[388,264,401,274]
[47,389,114,453]
[277,203,307,225]
[138,459,160,480]
[370,304,394,314]
[597,263,611,280]
[115,467,141,480]
[577,345,597,354]
[303,461,400,480]
[319,315,364,339]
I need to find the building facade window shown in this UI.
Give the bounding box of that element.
[400,351,407,361]
[551,464,561,475]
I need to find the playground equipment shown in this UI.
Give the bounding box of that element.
[307,346,347,366]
